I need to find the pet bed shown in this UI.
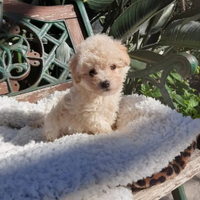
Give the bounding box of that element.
[0,90,199,200]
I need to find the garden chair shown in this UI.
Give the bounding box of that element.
[0,0,200,200]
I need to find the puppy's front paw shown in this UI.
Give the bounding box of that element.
[43,129,58,142]
[93,122,113,134]
[43,122,61,142]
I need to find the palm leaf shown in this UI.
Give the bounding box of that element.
[159,19,200,49]
[130,59,146,71]
[83,0,115,11]
[129,50,164,64]
[109,0,174,40]
[149,2,175,34]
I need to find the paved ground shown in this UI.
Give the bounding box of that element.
[161,173,200,200]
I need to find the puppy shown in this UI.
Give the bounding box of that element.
[43,34,130,141]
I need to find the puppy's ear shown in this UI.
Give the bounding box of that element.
[69,55,81,84]
[115,41,131,67]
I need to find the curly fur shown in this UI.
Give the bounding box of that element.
[43,34,130,141]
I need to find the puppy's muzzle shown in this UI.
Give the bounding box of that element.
[100,80,110,90]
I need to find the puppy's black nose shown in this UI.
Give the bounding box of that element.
[100,80,110,89]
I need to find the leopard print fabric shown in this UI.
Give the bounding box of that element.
[128,135,200,190]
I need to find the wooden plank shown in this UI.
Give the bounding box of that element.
[65,18,85,48]
[14,82,72,103]
[3,0,79,21]
[133,149,200,200]
[0,81,8,95]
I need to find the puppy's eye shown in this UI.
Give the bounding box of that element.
[89,69,97,77]
[110,65,116,70]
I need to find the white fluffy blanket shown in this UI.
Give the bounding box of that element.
[0,91,200,200]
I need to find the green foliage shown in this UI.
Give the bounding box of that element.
[141,70,200,118]
[141,83,161,98]
[159,20,200,49]
[109,0,175,40]
[172,89,200,118]
[168,70,200,118]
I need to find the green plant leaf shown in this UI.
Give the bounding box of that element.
[130,58,147,71]
[181,13,200,28]
[141,83,150,94]
[188,98,199,108]
[84,0,115,11]
[173,79,191,93]
[159,20,200,49]
[151,87,161,98]
[129,50,164,64]
[149,2,175,34]
[109,0,174,40]
[129,0,141,4]
[172,93,187,107]
[170,72,182,81]
[167,75,176,85]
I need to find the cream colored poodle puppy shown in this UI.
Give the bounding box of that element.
[43,34,130,141]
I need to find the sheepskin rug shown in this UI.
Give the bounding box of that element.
[0,90,199,200]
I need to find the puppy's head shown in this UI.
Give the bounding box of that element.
[70,34,130,96]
